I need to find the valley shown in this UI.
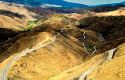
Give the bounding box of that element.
[0,1,125,80]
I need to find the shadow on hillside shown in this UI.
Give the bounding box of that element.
[0,10,25,19]
[79,16,125,40]
[0,25,53,62]
[0,28,21,42]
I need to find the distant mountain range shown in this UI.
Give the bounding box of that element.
[88,1,125,12]
[95,1,125,7]
[120,1,125,4]
[1,0,125,9]
[0,0,89,8]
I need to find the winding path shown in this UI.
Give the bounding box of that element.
[92,46,97,54]
[78,67,97,80]
[82,42,90,54]
[78,48,117,80]
[0,33,60,80]
[78,31,97,55]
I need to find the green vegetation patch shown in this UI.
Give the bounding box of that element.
[27,20,39,30]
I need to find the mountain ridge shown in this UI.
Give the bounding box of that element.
[0,0,89,8]
[94,1,125,7]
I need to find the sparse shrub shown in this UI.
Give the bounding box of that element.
[27,20,39,30]
[86,44,95,53]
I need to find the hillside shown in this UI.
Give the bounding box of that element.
[0,2,40,31]
[0,2,125,80]
[64,7,125,20]
[0,0,88,8]
[95,7,125,16]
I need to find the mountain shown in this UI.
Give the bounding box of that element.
[88,1,125,12]
[119,1,125,5]
[0,0,89,8]
[93,1,125,7]
[1,1,125,80]
[1,13,125,80]
[0,2,40,31]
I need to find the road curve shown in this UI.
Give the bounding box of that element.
[107,48,117,61]
[78,48,117,80]
[0,33,60,80]
[78,67,97,80]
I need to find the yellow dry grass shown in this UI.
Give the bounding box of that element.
[0,31,85,80]
[96,8,125,17]
[0,2,37,31]
[87,43,125,80]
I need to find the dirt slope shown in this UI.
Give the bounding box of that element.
[0,7,125,80]
[95,7,125,17]
[64,7,125,20]
[3,31,85,80]
[86,43,125,80]
[0,15,104,80]
[0,2,39,31]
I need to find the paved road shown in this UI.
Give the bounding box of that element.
[78,48,117,80]
[82,42,90,54]
[0,33,60,80]
[92,46,97,54]
[78,67,97,80]
[107,48,117,61]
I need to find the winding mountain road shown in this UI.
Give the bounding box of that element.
[78,67,97,80]
[78,48,117,80]
[0,33,60,80]
[82,42,90,54]
[92,46,97,54]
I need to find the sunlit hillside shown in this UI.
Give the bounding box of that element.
[0,1,125,80]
